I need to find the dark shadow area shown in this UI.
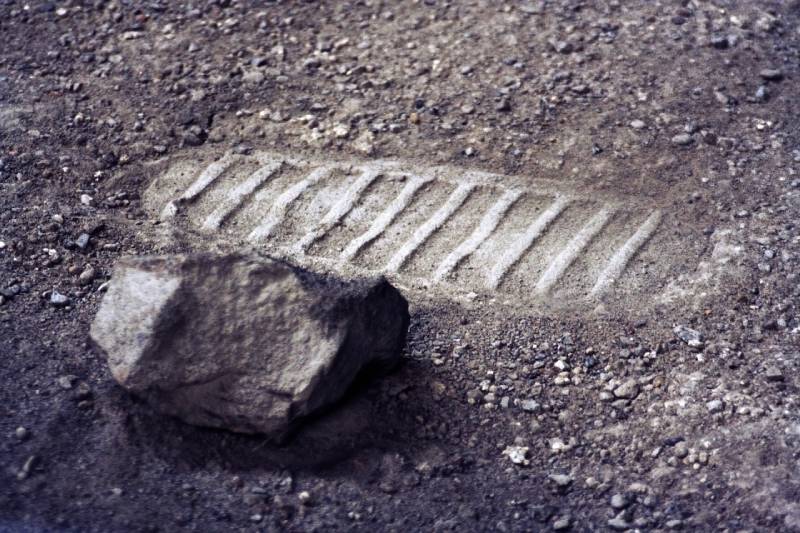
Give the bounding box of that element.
[116,359,424,474]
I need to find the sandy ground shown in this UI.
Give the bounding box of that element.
[1,1,800,531]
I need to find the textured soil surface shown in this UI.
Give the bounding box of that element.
[2,1,800,531]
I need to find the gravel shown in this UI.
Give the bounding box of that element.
[1,1,798,531]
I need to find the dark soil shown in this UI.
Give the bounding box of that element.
[2,1,799,532]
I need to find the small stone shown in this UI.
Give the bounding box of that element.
[548,473,573,487]
[332,123,350,138]
[242,70,265,84]
[553,516,571,530]
[673,441,689,459]
[706,399,724,413]
[630,119,646,130]
[714,90,731,105]
[80,194,93,206]
[613,379,639,400]
[759,68,783,81]
[74,381,92,400]
[75,233,91,250]
[353,130,375,155]
[298,491,312,505]
[521,399,540,412]
[671,133,693,146]
[673,325,705,349]
[15,427,29,440]
[608,514,631,531]
[57,375,77,389]
[17,455,37,480]
[551,40,573,54]
[502,445,530,466]
[571,84,590,95]
[78,266,96,286]
[610,493,629,509]
[50,290,70,307]
[755,86,768,101]
[764,366,784,382]
[710,35,729,49]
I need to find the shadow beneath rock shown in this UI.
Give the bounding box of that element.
[120,360,423,473]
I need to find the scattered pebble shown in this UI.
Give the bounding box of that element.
[75,233,91,250]
[764,366,784,382]
[502,445,530,466]
[548,473,573,487]
[78,266,96,285]
[759,68,783,81]
[671,133,693,146]
[553,516,571,530]
[50,290,70,307]
[674,325,705,349]
[610,493,629,509]
[613,379,639,400]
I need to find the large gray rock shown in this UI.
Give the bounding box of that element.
[90,253,409,439]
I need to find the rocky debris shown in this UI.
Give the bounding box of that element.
[607,513,632,530]
[759,68,784,81]
[75,233,91,250]
[673,325,705,349]
[610,493,629,509]
[706,399,724,413]
[78,265,96,286]
[671,133,694,146]
[764,366,785,382]
[90,253,409,439]
[613,379,639,400]
[552,516,571,530]
[49,290,70,307]
[548,473,574,488]
[502,445,530,466]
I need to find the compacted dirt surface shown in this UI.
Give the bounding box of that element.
[2,1,800,531]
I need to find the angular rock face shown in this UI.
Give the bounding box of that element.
[90,253,409,439]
